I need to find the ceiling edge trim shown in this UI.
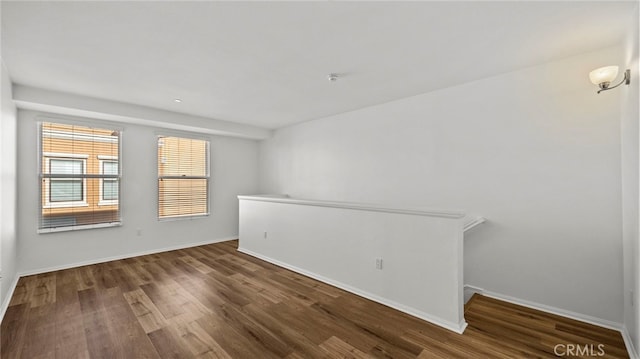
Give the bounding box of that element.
[12,85,272,140]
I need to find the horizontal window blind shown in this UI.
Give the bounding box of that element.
[158,136,210,219]
[39,122,121,231]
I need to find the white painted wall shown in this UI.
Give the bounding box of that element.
[259,47,625,324]
[0,58,18,315]
[13,85,271,140]
[16,109,259,274]
[621,4,640,356]
[238,195,466,333]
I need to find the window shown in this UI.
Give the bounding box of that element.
[99,157,119,205]
[157,135,209,219]
[45,157,87,205]
[39,121,121,232]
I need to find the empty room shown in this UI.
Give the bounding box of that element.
[0,1,639,358]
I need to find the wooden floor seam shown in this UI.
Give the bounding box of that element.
[0,240,630,358]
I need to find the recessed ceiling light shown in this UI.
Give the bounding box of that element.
[327,73,339,82]
[174,99,182,103]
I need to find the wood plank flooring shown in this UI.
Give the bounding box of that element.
[1,240,629,358]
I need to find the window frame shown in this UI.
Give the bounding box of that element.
[38,118,123,233]
[98,155,119,206]
[42,153,89,209]
[156,133,211,221]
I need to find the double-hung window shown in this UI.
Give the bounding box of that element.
[157,135,210,219]
[99,157,119,205]
[45,156,87,206]
[39,121,121,232]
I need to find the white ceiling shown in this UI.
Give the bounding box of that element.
[1,1,636,129]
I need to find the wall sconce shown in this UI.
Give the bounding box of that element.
[589,66,630,94]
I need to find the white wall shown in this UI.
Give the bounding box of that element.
[13,85,271,140]
[238,196,466,333]
[0,59,18,314]
[17,109,259,274]
[621,4,640,355]
[259,47,625,324]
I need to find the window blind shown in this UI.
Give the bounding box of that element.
[39,122,121,232]
[157,136,210,219]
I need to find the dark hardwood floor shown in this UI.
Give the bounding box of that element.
[1,240,629,358]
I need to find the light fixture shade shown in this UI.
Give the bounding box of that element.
[589,66,619,85]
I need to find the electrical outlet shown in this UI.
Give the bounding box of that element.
[375,258,383,270]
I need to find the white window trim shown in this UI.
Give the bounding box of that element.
[38,120,123,233]
[157,135,211,221]
[38,221,122,234]
[98,158,119,206]
[158,212,210,222]
[43,156,88,209]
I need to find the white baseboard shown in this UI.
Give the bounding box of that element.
[477,288,622,331]
[0,274,20,324]
[464,285,484,293]
[464,285,638,358]
[18,236,238,277]
[622,326,639,359]
[239,247,467,334]
[463,284,484,303]
[1,236,236,324]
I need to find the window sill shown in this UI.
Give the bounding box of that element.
[43,202,89,209]
[98,200,119,206]
[158,213,209,222]
[38,221,122,234]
